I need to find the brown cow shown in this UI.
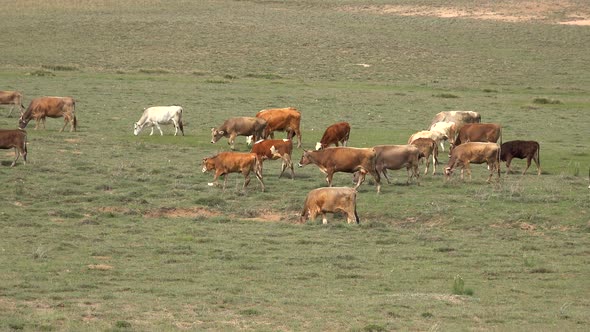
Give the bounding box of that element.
[0,129,27,167]
[410,138,439,175]
[452,123,502,151]
[444,142,500,182]
[298,147,381,193]
[19,97,77,132]
[500,140,541,175]
[354,145,421,185]
[0,91,25,117]
[430,111,481,129]
[211,117,267,150]
[255,107,302,148]
[315,121,350,150]
[201,151,264,192]
[300,187,359,224]
[251,138,294,179]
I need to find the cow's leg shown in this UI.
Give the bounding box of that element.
[253,167,265,192]
[381,167,391,184]
[534,152,541,175]
[243,172,251,190]
[522,157,532,175]
[229,134,237,150]
[172,120,179,136]
[10,148,20,167]
[505,156,513,175]
[222,174,229,191]
[326,171,335,187]
[440,141,445,152]
[156,123,164,136]
[321,213,328,225]
[353,170,366,189]
[60,117,69,132]
[149,124,155,136]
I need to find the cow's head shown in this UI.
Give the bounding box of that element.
[444,166,454,178]
[133,122,143,136]
[202,157,215,173]
[298,150,312,167]
[315,142,323,150]
[18,115,29,129]
[210,128,224,143]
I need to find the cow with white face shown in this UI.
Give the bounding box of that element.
[134,106,184,136]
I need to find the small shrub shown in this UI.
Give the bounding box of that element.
[41,64,78,71]
[362,324,387,331]
[239,308,260,316]
[114,320,131,328]
[533,97,562,104]
[245,73,282,79]
[433,93,459,98]
[452,275,474,296]
[29,69,55,77]
[421,312,433,318]
[138,68,169,74]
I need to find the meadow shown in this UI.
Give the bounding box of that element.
[0,0,589,331]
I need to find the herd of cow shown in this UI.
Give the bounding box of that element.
[1,90,542,224]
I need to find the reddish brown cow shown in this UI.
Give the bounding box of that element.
[410,137,439,175]
[19,97,77,132]
[444,142,500,182]
[452,123,502,151]
[255,107,302,148]
[251,138,294,179]
[211,117,267,150]
[202,152,264,192]
[315,122,350,150]
[0,91,25,117]
[500,140,541,175]
[300,187,359,224]
[0,129,27,167]
[298,147,381,193]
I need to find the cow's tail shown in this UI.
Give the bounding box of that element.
[353,190,360,224]
[497,126,502,178]
[73,115,78,131]
[537,143,541,175]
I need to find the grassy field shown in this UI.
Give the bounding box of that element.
[1,1,589,331]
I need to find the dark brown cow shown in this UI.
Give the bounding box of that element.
[315,122,350,150]
[452,123,502,151]
[250,138,294,179]
[410,137,439,175]
[354,145,420,185]
[0,91,25,117]
[298,147,381,193]
[19,97,77,132]
[201,152,264,192]
[0,129,27,167]
[255,107,302,148]
[211,117,267,150]
[430,111,481,129]
[444,142,500,182]
[500,140,541,175]
[300,187,359,224]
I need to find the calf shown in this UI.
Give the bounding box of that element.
[444,142,500,182]
[0,91,25,117]
[408,130,448,152]
[134,106,184,136]
[211,117,267,150]
[410,138,439,175]
[300,187,359,224]
[201,152,264,192]
[315,122,350,150]
[251,138,294,179]
[354,145,420,185]
[500,140,541,175]
[0,129,27,167]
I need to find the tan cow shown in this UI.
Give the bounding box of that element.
[211,117,267,150]
[315,121,350,150]
[452,123,502,152]
[19,97,77,132]
[250,138,294,179]
[201,152,264,192]
[430,110,481,129]
[408,130,448,152]
[0,129,27,167]
[0,91,25,117]
[428,121,457,151]
[255,107,302,148]
[354,145,421,185]
[410,137,439,175]
[300,187,359,224]
[444,142,500,182]
[298,147,381,193]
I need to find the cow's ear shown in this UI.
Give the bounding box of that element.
[219,130,224,135]
[211,127,215,132]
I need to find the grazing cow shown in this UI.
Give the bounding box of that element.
[428,121,457,151]
[134,106,184,136]
[300,187,359,224]
[255,107,302,148]
[452,123,502,151]
[410,138,439,175]
[354,145,420,185]
[201,151,264,192]
[0,91,25,117]
[250,138,294,179]
[19,97,77,132]
[408,130,448,151]
[500,140,541,175]
[444,142,500,182]
[0,129,27,167]
[315,121,350,150]
[298,147,381,193]
[211,117,267,150]
[430,110,481,129]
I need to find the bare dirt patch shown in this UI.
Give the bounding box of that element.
[144,207,220,219]
[340,1,590,25]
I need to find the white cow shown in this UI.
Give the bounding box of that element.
[428,121,457,151]
[134,106,184,136]
[408,130,448,151]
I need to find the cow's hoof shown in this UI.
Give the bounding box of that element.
[208,183,215,187]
